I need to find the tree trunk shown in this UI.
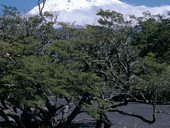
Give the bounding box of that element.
[95,113,112,128]
[57,92,92,127]
[66,92,91,123]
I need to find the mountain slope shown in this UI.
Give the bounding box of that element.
[28,0,170,25]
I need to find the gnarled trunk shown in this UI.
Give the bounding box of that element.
[95,113,111,128]
[57,92,92,127]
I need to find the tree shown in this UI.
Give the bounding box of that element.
[133,14,170,63]
[131,53,170,103]
[0,5,102,128]
[71,10,170,127]
[0,5,170,128]
[131,13,170,103]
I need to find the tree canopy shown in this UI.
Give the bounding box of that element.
[0,5,170,128]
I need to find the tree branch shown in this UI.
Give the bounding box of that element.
[38,0,46,16]
[108,105,156,124]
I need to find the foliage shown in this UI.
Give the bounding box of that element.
[0,5,170,128]
[133,15,170,63]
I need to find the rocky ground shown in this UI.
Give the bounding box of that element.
[72,103,170,128]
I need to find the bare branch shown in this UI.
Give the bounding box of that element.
[104,62,125,87]
[38,0,46,16]
[108,104,156,124]
[115,47,127,72]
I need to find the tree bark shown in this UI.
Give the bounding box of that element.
[95,113,112,128]
[57,92,92,127]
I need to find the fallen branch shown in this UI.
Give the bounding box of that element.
[108,105,156,124]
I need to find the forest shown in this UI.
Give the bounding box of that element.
[0,4,170,128]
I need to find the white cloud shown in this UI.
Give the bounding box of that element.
[28,0,170,25]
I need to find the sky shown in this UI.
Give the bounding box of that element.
[122,0,170,6]
[0,0,37,12]
[0,0,170,12]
